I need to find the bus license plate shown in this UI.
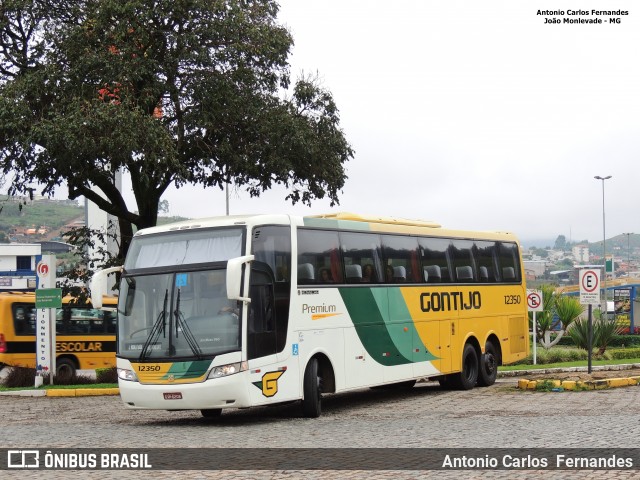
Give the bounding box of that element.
[163,392,183,400]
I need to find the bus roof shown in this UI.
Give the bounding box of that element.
[133,213,519,242]
[309,212,442,228]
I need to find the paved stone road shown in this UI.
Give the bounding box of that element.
[3,378,640,479]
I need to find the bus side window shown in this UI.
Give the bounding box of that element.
[497,242,521,282]
[13,306,30,335]
[419,237,451,284]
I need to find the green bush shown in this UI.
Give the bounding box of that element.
[96,367,118,383]
[607,348,640,360]
[1,366,100,388]
[567,317,623,354]
[511,347,600,365]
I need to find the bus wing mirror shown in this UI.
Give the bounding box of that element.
[227,255,254,303]
[90,266,123,308]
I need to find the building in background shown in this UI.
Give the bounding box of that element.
[0,243,40,290]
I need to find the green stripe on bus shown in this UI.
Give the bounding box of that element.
[339,287,411,366]
[387,288,438,362]
[164,360,210,379]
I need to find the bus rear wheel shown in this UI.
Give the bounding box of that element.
[450,343,478,390]
[477,342,498,387]
[56,358,76,380]
[302,358,322,418]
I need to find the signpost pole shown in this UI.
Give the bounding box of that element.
[587,304,593,373]
[527,289,543,366]
[532,311,537,365]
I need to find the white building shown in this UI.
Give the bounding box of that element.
[572,244,589,263]
[0,243,41,290]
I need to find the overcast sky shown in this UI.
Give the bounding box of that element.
[131,0,640,246]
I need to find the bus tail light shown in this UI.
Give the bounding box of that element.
[0,333,6,353]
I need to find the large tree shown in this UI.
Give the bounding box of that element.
[0,0,353,259]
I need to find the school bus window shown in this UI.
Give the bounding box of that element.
[13,304,36,336]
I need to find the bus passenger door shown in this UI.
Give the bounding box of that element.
[246,265,298,404]
[437,319,453,374]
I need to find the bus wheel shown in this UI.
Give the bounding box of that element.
[477,342,498,387]
[451,343,478,390]
[302,358,322,418]
[201,409,222,418]
[56,358,76,380]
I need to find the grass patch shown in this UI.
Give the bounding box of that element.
[500,356,640,371]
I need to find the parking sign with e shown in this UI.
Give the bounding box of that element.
[579,269,601,305]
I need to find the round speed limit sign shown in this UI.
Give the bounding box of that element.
[526,289,543,312]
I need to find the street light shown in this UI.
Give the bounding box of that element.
[624,233,633,275]
[594,175,612,311]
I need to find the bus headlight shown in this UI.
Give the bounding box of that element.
[207,361,247,380]
[117,368,138,382]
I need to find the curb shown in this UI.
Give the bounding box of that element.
[517,376,640,391]
[501,363,640,392]
[498,362,640,377]
[0,388,119,397]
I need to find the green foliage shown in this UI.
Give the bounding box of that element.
[0,196,82,229]
[555,295,585,328]
[0,0,354,259]
[535,380,557,392]
[95,366,118,383]
[567,317,624,355]
[1,366,95,388]
[529,285,582,349]
[511,347,594,365]
[608,348,640,360]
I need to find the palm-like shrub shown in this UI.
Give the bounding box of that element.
[530,286,583,349]
[567,316,624,355]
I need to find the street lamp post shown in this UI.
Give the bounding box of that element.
[624,233,633,274]
[594,175,612,312]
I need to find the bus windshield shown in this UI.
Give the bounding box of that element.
[118,227,245,361]
[117,269,240,360]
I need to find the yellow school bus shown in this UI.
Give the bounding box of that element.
[0,292,117,377]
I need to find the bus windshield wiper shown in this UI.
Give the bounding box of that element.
[139,289,168,361]
[173,288,202,359]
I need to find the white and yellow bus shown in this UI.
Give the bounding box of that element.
[91,213,528,418]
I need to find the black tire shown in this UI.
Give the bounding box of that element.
[56,358,76,380]
[450,343,479,390]
[201,409,222,418]
[477,341,498,387]
[302,358,322,418]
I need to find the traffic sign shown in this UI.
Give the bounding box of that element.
[35,288,62,309]
[526,289,543,312]
[579,269,601,305]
